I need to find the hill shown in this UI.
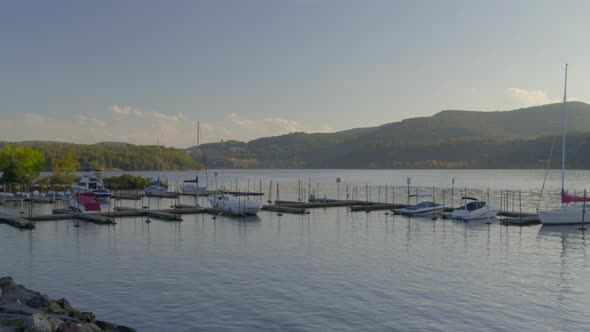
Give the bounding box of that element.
[194,102,590,168]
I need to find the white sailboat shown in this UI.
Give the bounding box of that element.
[144,139,168,195]
[538,64,590,225]
[182,121,208,194]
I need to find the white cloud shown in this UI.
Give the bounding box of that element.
[24,113,46,127]
[79,114,107,127]
[228,113,304,138]
[110,104,143,116]
[4,106,337,147]
[508,88,557,106]
[152,111,184,122]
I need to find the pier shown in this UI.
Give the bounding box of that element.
[0,212,34,229]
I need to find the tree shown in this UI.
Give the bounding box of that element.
[0,145,45,186]
[51,152,79,186]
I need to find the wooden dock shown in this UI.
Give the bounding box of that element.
[146,192,180,199]
[261,205,309,214]
[0,212,35,229]
[273,200,373,209]
[349,203,409,212]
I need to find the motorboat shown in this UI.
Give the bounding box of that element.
[208,193,261,216]
[400,194,444,217]
[451,196,499,221]
[69,192,101,213]
[71,173,111,200]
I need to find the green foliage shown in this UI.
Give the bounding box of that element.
[51,151,80,184]
[103,174,152,190]
[0,145,45,184]
[0,142,201,172]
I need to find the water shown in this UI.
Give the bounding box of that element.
[2,169,590,331]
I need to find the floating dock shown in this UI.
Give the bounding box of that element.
[349,203,409,212]
[0,212,34,229]
[261,205,309,214]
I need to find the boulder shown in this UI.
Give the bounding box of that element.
[0,277,16,292]
[48,317,65,331]
[0,302,42,316]
[79,312,96,324]
[56,299,72,312]
[23,313,52,332]
[56,322,98,332]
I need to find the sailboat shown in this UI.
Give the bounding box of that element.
[144,139,168,195]
[538,64,590,225]
[183,121,208,194]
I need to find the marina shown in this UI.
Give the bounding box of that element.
[2,169,590,331]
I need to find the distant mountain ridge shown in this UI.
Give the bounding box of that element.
[5,102,590,169]
[195,102,590,168]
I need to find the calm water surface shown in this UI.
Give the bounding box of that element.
[2,169,590,331]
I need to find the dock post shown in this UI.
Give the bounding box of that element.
[580,189,587,231]
[519,191,522,220]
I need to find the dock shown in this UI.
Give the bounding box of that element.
[0,212,35,229]
[273,200,374,209]
[261,205,309,214]
[145,192,180,199]
[349,203,409,212]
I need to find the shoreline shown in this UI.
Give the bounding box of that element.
[0,276,134,332]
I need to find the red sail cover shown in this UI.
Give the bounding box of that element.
[561,189,590,204]
[76,192,101,212]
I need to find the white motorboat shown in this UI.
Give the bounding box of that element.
[69,192,101,213]
[208,193,261,216]
[451,196,499,221]
[400,194,444,217]
[539,64,590,225]
[71,173,111,200]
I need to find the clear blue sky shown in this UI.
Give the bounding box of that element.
[1,0,589,147]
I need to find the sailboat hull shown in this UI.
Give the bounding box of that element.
[538,205,590,225]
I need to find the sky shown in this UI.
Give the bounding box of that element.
[1,0,590,147]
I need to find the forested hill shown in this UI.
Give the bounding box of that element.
[0,142,200,171]
[5,102,590,170]
[195,102,590,169]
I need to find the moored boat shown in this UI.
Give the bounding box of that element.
[71,173,111,200]
[400,194,444,217]
[69,192,101,213]
[538,64,590,225]
[208,193,261,216]
[450,196,499,221]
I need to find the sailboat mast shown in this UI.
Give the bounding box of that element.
[561,64,568,206]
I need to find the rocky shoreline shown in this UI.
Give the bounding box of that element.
[0,276,134,332]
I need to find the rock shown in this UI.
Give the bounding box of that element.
[48,300,61,313]
[67,308,81,319]
[56,322,98,332]
[0,313,29,327]
[79,312,96,324]
[0,277,16,292]
[96,320,117,330]
[48,317,65,331]
[0,302,43,316]
[0,326,22,332]
[23,313,52,332]
[25,293,50,309]
[56,298,72,312]
[86,323,103,331]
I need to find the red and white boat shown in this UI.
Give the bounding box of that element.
[69,192,101,213]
